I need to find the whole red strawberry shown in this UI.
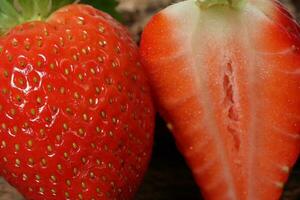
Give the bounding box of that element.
[140,0,300,200]
[0,0,154,199]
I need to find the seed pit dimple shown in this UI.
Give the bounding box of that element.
[223,61,240,150]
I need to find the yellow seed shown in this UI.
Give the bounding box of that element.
[51,188,56,195]
[19,61,25,67]
[15,144,20,151]
[39,129,45,137]
[73,54,78,61]
[81,182,86,189]
[3,70,8,77]
[63,152,69,158]
[10,108,16,115]
[47,145,53,152]
[63,123,68,130]
[96,126,101,133]
[50,175,57,182]
[77,17,85,25]
[275,182,284,188]
[65,191,70,198]
[56,135,62,142]
[1,123,7,129]
[82,30,88,40]
[74,92,80,99]
[37,39,43,47]
[60,87,65,94]
[95,86,101,94]
[28,158,34,166]
[57,164,62,171]
[33,77,38,83]
[18,78,24,85]
[100,111,106,119]
[83,113,88,121]
[89,172,95,178]
[96,159,101,165]
[90,143,96,149]
[73,167,78,175]
[108,131,114,137]
[66,107,72,114]
[78,128,84,136]
[98,56,104,63]
[37,97,42,104]
[15,158,21,167]
[64,68,70,75]
[82,48,88,54]
[98,26,105,33]
[12,39,18,46]
[2,88,7,94]
[13,126,18,133]
[96,187,101,193]
[41,158,47,166]
[39,187,44,194]
[90,68,96,74]
[66,179,71,186]
[27,140,33,148]
[59,37,64,46]
[1,140,6,148]
[22,174,28,181]
[99,40,107,47]
[30,108,36,115]
[44,29,49,36]
[35,174,40,180]
[282,166,290,173]
[72,143,78,149]
[8,55,13,62]
[37,61,42,67]
[78,73,83,81]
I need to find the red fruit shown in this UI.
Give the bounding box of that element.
[140,0,300,199]
[0,1,154,200]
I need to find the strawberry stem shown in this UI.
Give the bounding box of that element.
[0,0,75,35]
[196,0,246,9]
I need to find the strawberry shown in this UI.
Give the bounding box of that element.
[0,0,154,199]
[140,0,300,199]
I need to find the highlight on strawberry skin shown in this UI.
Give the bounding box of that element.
[140,0,300,199]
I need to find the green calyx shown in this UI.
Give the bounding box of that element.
[0,0,74,35]
[196,0,246,10]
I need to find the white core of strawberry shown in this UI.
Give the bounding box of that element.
[196,0,246,9]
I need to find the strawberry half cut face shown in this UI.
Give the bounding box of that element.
[140,0,300,199]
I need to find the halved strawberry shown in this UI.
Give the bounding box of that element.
[140,0,300,199]
[0,0,154,199]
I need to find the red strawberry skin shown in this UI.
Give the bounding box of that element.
[140,0,300,200]
[0,4,154,200]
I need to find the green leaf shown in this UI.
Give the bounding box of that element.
[80,0,122,21]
